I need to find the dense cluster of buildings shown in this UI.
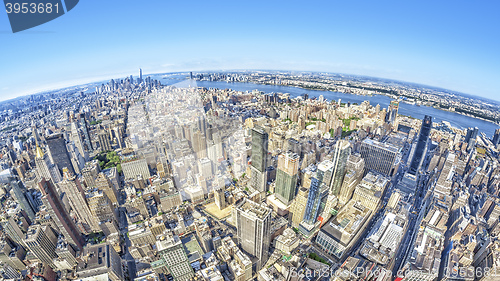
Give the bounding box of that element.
[0,71,499,281]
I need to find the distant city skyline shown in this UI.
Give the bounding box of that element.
[1,1,499,102]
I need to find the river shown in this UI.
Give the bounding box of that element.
[154,76,500,137]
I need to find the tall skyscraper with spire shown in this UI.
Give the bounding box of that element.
[35,145,62,184]
[38,178,84,250]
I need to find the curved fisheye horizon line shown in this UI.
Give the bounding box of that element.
[2,66,499,104]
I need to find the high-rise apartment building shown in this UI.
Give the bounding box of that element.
[302,160,334,225]
[235,198,272,269]
[275,151,299,205]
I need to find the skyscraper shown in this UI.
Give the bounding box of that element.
[275,151,299,205]
[81,160,101,188]
[214,186,226,210]
[299,160,334,235]
[9,180,36,221]
[98,130,112,152]
[35,145,62,184]
[79,113,93,152]
[235,198,272,269]
[23,225,58,269]
[338,155,365,206]
[360,138,400,177]
[39,178,84,250]
[386,100,399,125]
[329,140,351,196]
[290,187,309,228]
[408,115,432,176]
[2,216,28,248]
[251,126,268,174]
[70,122,86,160]
[139,68,143,83]
[87,189,116,223]
[57,169,100,234]
[493,128,500,147]
[250,127,268,193]
[466,127,479,151]
[46,133,74,175]
[95,172,119,206]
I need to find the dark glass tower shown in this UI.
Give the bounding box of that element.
[9,179,36,221]
[250,126,269,192]
[493,128,500,147]
[46,133,74,174]
[251,127,268,173]
[409,115,432,175]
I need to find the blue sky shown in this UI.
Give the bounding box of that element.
[0,1,499,101]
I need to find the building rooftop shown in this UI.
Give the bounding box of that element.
[362,138,401,153]
[359,172,390,192]
[236,198,271,220]
[156,234,181,252]
[76,244,114,279]
[320,201,372,246]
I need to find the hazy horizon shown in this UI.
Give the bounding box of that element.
[2,68,499,105]
[1,1,498,103]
